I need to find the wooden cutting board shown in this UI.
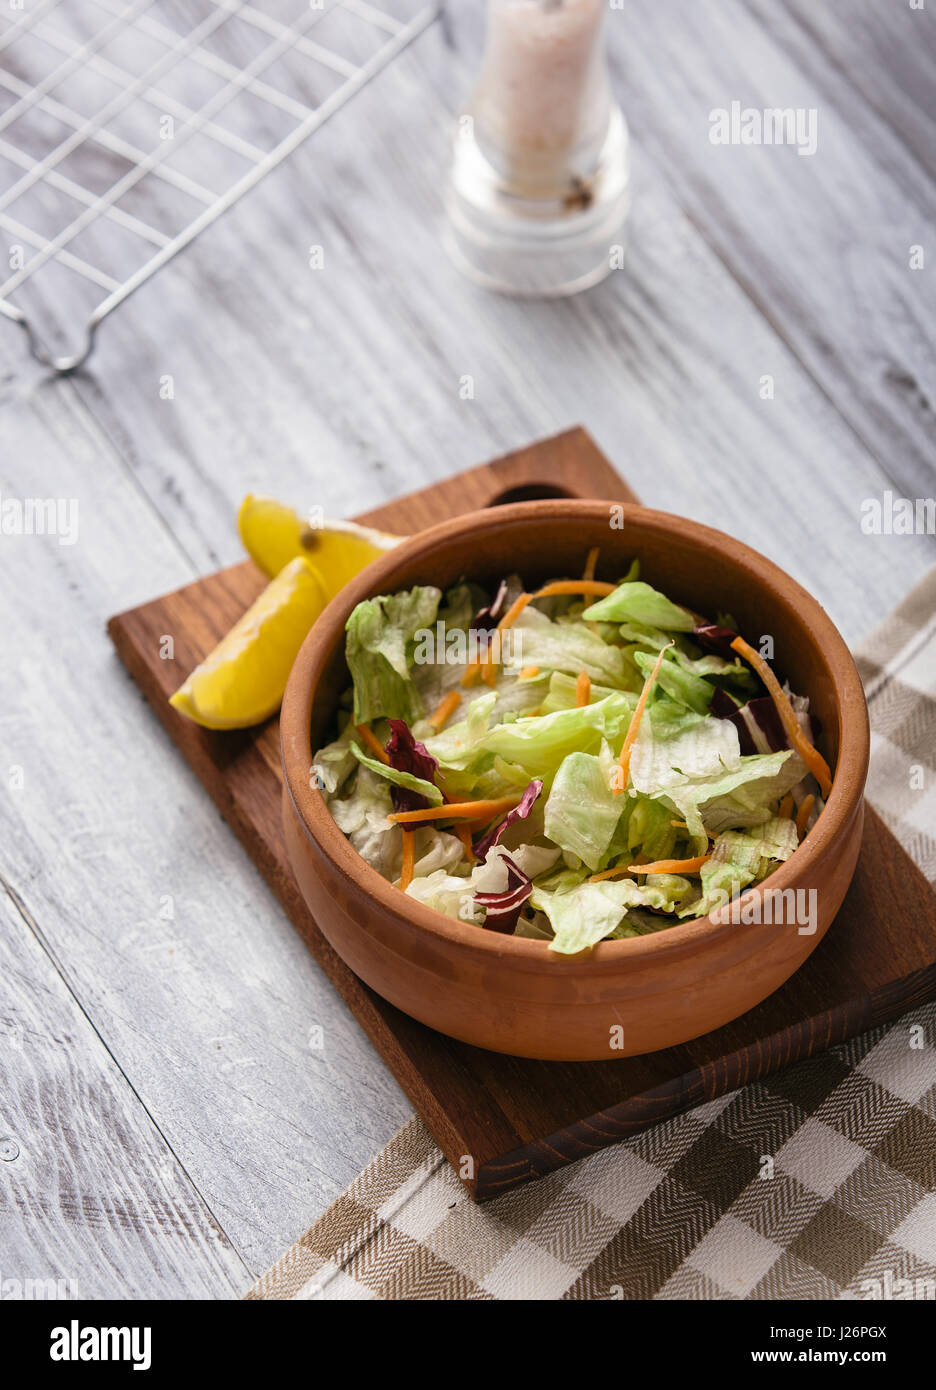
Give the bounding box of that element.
[108,428,936,1201]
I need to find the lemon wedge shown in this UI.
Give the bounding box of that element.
[237,494,402,588]
[169,556,328,729]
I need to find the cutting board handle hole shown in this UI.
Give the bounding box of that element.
[487,483,575,506]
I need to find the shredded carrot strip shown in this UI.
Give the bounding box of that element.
[795,794,815,839]
[590,854,710,883]
[455,823,475,864]
[582,554,603,636]
[670,819,689,829]
[730,637,833,798]
[355,724,389,764]
[439,788,472,853]
[439,791,483,846]
[399,829,415,891]
[498,592,534,629]
[520,665,540,678]
[481,658,498,687]
[462,593,534,686]
[533,580,616,598]
[462,578,613,689]
[576,670,591,706]
[429,689,460,732]
[613,642,674,796]
[590,851,659,883]
[629,855,711,875]
[589,865,636,883]
[389,795,522,826]
[778,793,795,820]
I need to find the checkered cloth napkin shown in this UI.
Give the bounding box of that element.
[246,568,936,1301]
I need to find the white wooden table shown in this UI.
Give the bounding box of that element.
[1,1,934,1299]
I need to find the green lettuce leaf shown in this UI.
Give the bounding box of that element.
[437,581,486,633]
[410,586,544,730]
[330,766,400,879]
[718,816,800,872]
[412,830,467,878]
[503,606,633,688]
[480,692,637,784]
[422,690,498,770]
[540,670,618,713]
[405,869,481,922]
[349,741,444,806]
[623,794,682,862]
[310,719,357,798]
[668,751,807,839]
[543,742,624,871]
[531,863,592,895]
[532,872,695,954]
[404,842,559,923]
[679,818,800,918]
[492,671,553,717]
[530,880,632,953]
[471,842,561,893]
[346,584,441,725]
[329,767,467,884]
[514,915,554,941]
[583,581,695,631]
[634,648,713,715]
[607,876,697,936]
[618,621,753,685]
[675,651,754,689]
[616,620,674,650]
[630,708,741,796]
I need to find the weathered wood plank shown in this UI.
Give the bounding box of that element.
[106,431,936,1202]
[0,883,247,1298]
[596,0,936,498]
[0,379,412,1282]
[2,16,924,647]
[0,0,934,1289]
[747,0,936,192]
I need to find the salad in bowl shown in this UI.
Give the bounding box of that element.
[311,552,833,958]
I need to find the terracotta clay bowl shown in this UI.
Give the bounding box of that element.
[280,501,869,1062]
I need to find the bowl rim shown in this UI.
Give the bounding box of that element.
[281,499,870,973]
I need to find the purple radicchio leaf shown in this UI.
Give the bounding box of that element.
[385,718,439,814]
[474,578,509,631]
[474,853,532,934]
[709,686,741,719]
[713,695,822,757]
[693,621,740,659]
[473,779,543,861]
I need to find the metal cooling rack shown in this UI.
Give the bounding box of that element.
[0,0,439,372]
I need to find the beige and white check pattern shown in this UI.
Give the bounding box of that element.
[246,569,936,1301]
